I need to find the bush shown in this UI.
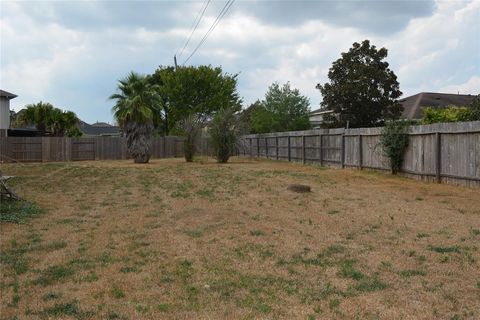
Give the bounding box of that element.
[209,107,243,163]
[421,105,473,124]
[179,114,205,162]
[380,120,410,174]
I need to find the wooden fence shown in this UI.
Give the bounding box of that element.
[239,121,480,187]
[0,136,211,163]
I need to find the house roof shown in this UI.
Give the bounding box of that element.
[400,92,477,119]
[0,89,18,100]
[78,120,120,136]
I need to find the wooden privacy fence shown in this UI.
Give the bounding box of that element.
[0,136,211,163]
[239,121,480,187]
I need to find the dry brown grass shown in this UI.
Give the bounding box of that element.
[1,158,479,319]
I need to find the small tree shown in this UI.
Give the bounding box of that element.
[209,107,243,163]
[179,114,205,162]
[421,105,473,124]
[379,120,410,174]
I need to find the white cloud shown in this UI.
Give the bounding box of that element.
[1,0,478,122]
[439,75,480,95]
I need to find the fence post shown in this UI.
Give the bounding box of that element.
[257,137,260,158]
[319,134,323,166]
[65,138,71,162]
[358,134,363,170]
[341,133,345,168]
[250,138,253,158]
[302,135,306,164]
[287,136,291,162]
[265,137,268,159]
[436,132,441,183]
[276,136,279,160]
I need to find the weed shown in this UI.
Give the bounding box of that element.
[120,266,138,273]
[355,277,388,292]
[33,265,75,286]
[42,292,62,301]
[184,229,204,238]
[399,269,427,277]
[42,301,93,318]
[327,210,339,215]
[428,245,460,254]
[111,285,125,299]
[417,233,430,238]
[250,230,265,236]
[471,229,480,236]
[157,303,171,312]
[338,260,365,280]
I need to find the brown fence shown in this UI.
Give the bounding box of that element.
[0,136,211,163]
[239,121,480,187]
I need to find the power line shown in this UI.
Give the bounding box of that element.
[176,0,211,59]
[182,0,235,66]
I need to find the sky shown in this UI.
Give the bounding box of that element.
[1,0,479,124]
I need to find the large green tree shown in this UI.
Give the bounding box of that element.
[110,72,161,163]
[317,40,402,128]
[250,82,311,133]
[19,102,81,137]
[151,65,242,135]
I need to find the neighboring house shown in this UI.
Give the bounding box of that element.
[400,92,477,120]
[309,108,334,129]
[0,89,17,137]
[78,121,120,137]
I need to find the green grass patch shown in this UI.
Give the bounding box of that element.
[355,276,388,292]
[428,245,460,254]
[250,230,265,236]
[32,265,75,286]
[399,269,427,277]
[0,200,43,223]
[41,301,93,318]
[337,259,365,280]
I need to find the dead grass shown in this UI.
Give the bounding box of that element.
[1,157,479,319]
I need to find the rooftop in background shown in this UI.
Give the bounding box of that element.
[78,120,120,136]
[0,89,17,100]
[400,92,477,120]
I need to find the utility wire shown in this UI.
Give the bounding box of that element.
[176,0,211,59]
[182,0,235,65]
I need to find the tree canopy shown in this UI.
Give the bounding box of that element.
[151,65,242,135]
[250,82,311,133]
[18,101,82,137]
[317,40,402,128]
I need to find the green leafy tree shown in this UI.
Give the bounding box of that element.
[250,82,311,133]
[19,102,81,136]
[148,66,176,135]
[317,40,402,128]
[151,65,242,135]
[209,107,243,163]
[109,72,161,163]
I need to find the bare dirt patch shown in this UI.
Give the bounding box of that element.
[1,158,479,319]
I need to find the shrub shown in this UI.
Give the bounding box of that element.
[421,105,473,124]
[380,120,410,174]
[209,107,243,163]
[179,114,205,162]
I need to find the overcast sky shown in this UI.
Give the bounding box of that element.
[1,0,479,124]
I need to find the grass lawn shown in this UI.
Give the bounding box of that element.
[1,158,479,319]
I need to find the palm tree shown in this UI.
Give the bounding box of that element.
[20,101,54,133]
[109,72,161,163]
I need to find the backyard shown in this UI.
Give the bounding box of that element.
[0,158,479,319]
